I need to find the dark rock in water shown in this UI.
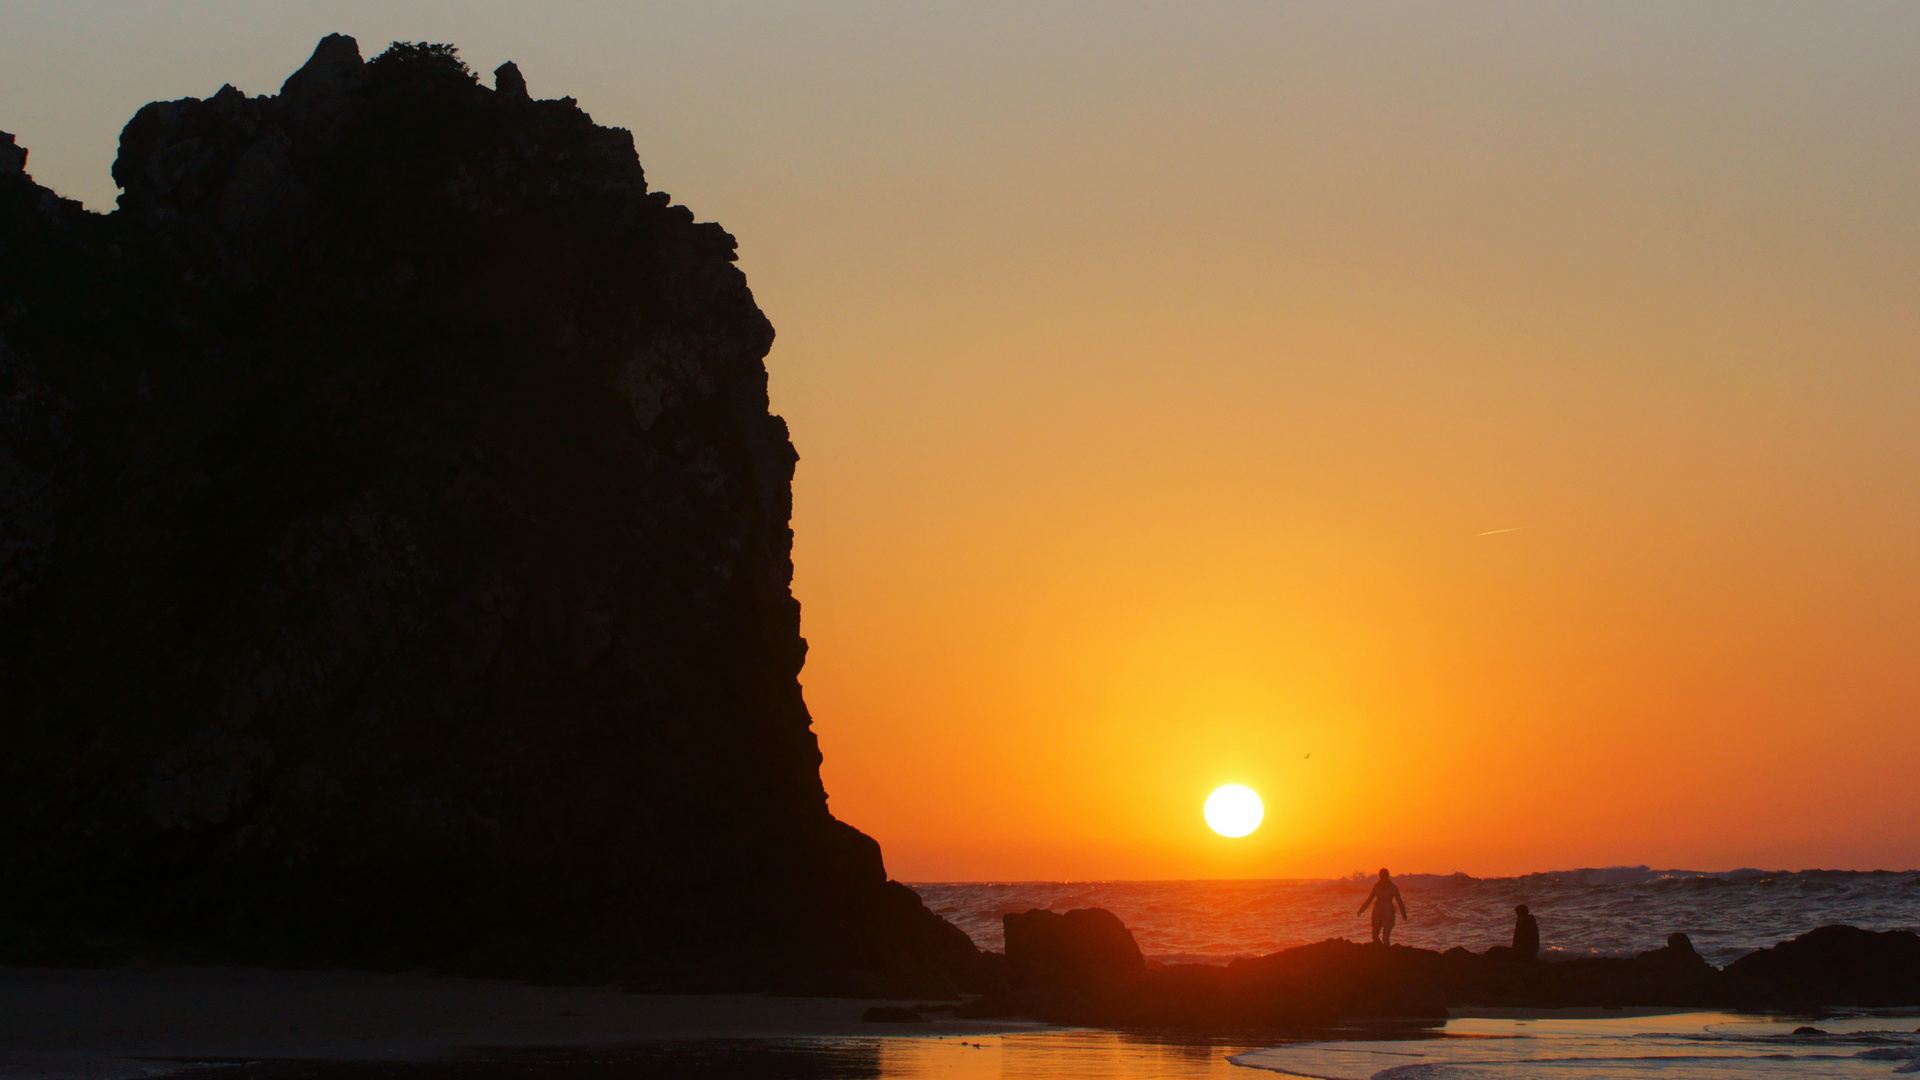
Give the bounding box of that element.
[1004,907,1145,989]
[1655,932,1699,958]
[1792,1026,1827,1035]
[0,35,984,993]
[964,935,1448,1028]
[1724,925,1920,1007]
[1631,932,1706,971]
[966,909,1920,1030]
[1437,929,1725,1009]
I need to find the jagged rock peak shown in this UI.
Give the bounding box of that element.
[493,61,528,99]
[279,33,365,101]
[0,132,23,174]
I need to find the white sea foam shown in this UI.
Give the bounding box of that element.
[1228,1013,1920,1079]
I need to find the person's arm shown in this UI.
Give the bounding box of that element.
[1358,886,1375,914]
[1396,891,1409,919]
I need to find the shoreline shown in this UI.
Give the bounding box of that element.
[1445,1005,1703,1020]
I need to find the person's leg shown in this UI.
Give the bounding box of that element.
[1382,921,1394,945]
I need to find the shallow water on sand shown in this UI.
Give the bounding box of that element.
[1233,1011,1920,1079]
[914,870,1920,965]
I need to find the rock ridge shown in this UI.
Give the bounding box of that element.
[962,908,1920,1029]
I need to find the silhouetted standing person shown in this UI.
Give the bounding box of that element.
[1358,868,1409,945]
[1512,904,1539,961]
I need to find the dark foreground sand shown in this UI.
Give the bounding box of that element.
[0,966,1727,1080]
[0,966,1035,1079]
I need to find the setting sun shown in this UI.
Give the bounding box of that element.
[1203,785,1264,838]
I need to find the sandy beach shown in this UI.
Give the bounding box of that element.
[0,965,1034,1079]
[0,961,1760,1080]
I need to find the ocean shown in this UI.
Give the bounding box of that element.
[911,868,1920,967]
[890,870,1920,1078]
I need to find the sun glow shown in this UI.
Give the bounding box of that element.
[1203,785,1264,838]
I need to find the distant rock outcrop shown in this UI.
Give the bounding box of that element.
[0,36,982,992]
[963,909,1920,1028]
[1724,925,1920,1008]
[1004,908,1145,990]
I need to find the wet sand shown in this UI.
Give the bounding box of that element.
[0,965,1038,1078]
[0,967,1733,1079]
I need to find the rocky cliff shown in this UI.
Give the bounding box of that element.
[0,36,979,992]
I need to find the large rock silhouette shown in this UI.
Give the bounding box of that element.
[0,37,979,991]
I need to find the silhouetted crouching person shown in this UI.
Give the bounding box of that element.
[1513,904,1540,961]
[1487,903,1540,961]
[1358,868,1409,945]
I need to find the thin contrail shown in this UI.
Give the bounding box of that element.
[1478,527,1526,536]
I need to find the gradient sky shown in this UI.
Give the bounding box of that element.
[5,2,1918,881]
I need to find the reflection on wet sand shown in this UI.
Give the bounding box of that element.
[158,1030,1261,1080]
[153,1013,1920,1080]
[879,1030,1254,1079]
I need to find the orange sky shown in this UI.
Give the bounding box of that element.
[7,2,1918,880]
